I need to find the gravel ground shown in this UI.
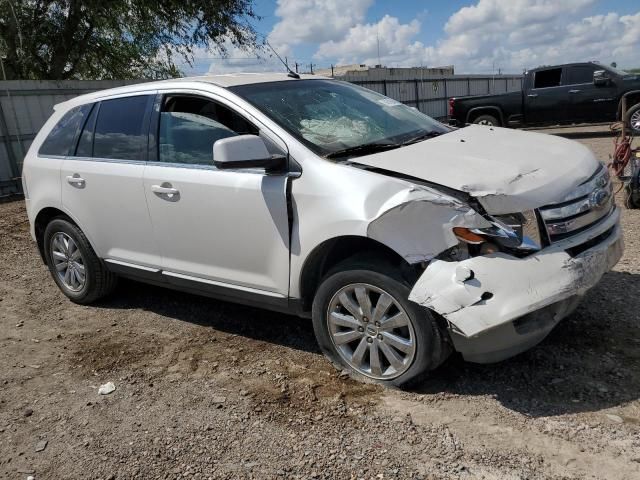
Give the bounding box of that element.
[1,126,639,480]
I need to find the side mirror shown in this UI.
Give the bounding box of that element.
[593,70,610,86]
[213,135,286,172]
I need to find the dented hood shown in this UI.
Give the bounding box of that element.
[353,125,600,214]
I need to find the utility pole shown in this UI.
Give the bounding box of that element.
[376,27,381,66]
[309,63,314,74]
[331,64,334,77]
[295,62,299,73]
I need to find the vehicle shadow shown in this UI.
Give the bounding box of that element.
[414,270,640,418]
[95,278,321,355]
[96,269,639,418]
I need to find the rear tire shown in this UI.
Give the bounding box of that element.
[43,218,117,304]
[312,256,450,388]
[625,103,640,136]
[472,114,499,127]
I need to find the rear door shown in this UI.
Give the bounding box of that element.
[566,64,618,123]
[524,67,570,125]
[61,94,161,268]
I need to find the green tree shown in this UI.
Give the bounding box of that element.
[0,0,259,80]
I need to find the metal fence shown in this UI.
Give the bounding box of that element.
[0,75,522,197]
[346,75,523,119]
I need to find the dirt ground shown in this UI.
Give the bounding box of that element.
[1,126,639,480]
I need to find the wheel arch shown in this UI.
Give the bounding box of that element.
[298,235,420,313]
[33,207,92,264]
[617,90,640,120]
[466,106,504,126]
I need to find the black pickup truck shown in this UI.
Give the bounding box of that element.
[448,62,640,134]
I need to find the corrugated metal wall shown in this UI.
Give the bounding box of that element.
[0,75,522,197]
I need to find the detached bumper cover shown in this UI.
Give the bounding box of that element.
[409,207,623,362]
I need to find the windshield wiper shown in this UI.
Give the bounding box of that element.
[325,142,401,160]
[401,130,444,146]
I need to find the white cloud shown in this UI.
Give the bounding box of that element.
[310,0,640,73]
[315,15,421,64]
[185,1,640,76]
[268,0,373,49]
[444,0,596,35]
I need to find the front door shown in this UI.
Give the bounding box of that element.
[61,94,161,268]
[143,92,291,298]
[565,65,618,123]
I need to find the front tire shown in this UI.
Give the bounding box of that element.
[312,258,449,388]
[43,218,117,304]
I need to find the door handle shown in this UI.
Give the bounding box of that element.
[151,182,180,201]
[569,89,581,94]
[66,174,85,188]
[527,93,538,98]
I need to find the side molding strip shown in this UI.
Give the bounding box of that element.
[104,259,160,273]
[161,270,286,298]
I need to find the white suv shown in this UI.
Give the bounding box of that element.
[23,73,623,387]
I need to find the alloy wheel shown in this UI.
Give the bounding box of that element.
[327,283,416,380]
[50,232,86,292]
[631,110,640,133]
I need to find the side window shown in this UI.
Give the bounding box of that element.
[533,68,562,89]
[75,103,98,157]
[38,105,90,157]
[567,65,597,85]
[158,95,258,165]
[93,95,151,160]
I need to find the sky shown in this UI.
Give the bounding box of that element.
[183,0,640,76]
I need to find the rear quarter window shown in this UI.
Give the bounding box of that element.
[38,105,90,157]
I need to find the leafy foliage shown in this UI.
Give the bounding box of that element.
[0,0,259,80]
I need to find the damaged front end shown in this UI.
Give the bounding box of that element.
[367,165,624,363]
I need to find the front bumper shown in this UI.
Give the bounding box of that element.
[409,207,623,363]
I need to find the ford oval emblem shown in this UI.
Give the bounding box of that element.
[589,188,609,209]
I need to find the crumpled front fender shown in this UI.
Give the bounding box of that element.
[366,186,491,264]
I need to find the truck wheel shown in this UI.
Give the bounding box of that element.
[312,256,450,388]
[626,103,640,136]
[43,218,117,304]
[473,114,499,126]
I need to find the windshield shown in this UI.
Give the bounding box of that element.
[230,79,449,158]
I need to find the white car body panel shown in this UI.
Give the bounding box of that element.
[23,107,68,239]
[61,158,161,267]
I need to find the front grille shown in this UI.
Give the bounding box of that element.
[538,166,613,243]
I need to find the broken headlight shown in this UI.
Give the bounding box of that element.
[454,210,543,253]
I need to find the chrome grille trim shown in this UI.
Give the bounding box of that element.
[545,200,614,237]
[539,165,613,242]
